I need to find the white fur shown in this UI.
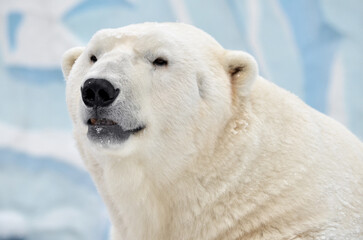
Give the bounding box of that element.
[62,23,363,240]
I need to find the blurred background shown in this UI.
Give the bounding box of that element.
[0,0,362,239]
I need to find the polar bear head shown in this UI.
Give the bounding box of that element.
[62,23,257,176]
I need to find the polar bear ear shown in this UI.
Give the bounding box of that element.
[224,50,258,97]
[61,47,84,80]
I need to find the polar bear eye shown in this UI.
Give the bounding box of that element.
[90,55,97,63]
[153,57,168,67]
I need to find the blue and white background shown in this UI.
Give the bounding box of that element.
[0,0,362,239]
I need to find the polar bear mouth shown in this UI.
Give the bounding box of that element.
[88,118,118,126]
[86,118,145,144]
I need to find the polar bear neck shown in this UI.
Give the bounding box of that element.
[79,126,244,239]
[102,159,170,239]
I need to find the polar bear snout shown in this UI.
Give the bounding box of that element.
[79,77,146,145]
[81,78,120,108]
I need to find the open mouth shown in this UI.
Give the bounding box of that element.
[87,118,118,126]
[86,118,145,144]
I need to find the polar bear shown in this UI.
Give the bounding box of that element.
[62,23,363,240]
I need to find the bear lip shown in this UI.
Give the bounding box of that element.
[87,118,146,133]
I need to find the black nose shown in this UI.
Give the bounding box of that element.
[81,78,120,108]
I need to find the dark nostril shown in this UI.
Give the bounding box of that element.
[99,89,110,101]
[81,78,119,108]
[85,88,95,101]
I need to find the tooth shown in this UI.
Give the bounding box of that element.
[90,118,97,125]
[88,118,117,126]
